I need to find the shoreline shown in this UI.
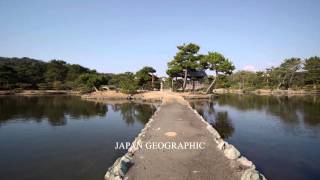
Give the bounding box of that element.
[1,88,319,97]
[214,88,320,96]
[0,90,81,96]
[80,89,319,103]
[81,91,218,103]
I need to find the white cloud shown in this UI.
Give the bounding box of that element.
[243,64,256,72]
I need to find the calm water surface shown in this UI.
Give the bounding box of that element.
[190,94,320,180]
[0,96,156,180]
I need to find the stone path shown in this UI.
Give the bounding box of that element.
[105,93,266,180]
[125,100,242,180]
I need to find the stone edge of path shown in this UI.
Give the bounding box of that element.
[104,98,267,180]
[104,101,163,180]
[186,103,267,180]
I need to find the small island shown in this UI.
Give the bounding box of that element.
[1,1,320,180]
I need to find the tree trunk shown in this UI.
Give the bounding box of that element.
[241,78,244,89]
[93,86,99,92]
[151,74,154,90]
[182,69,188,91]
[160,79,163,91]
[288,72,295,88]
[192,80,195,94]
[278,73,287,89]
[206,76,217,94]
[171,77,174,92]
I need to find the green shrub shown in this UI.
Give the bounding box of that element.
[37,83,51,90]
[119,79,138,94]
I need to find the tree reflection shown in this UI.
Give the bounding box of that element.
[212,112,234,139]
[0,96,157,127]
[112,103,136,125]
[216,94,320,126]
[0,96,108,126]
[190,100,235,139]
[190,94,320,137]
[111,102,157,125]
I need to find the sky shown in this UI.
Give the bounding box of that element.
[0,0,319,76]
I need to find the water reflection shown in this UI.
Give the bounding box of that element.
[0,96,107,126]
[215,95,320,126]
[190,94,320,180]
[0,96,157,180]
[191,100,235,139]
[112,103,156,125]
[214,112,234,139]
[0,96,157,127]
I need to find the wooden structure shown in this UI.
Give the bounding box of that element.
[172,69,207,92]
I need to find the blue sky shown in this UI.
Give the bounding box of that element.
[0,0,319,76]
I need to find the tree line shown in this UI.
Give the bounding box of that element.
[1,46,319,93]
[166,43,320,92]
[226,57,320,91]
[0,57,158,93]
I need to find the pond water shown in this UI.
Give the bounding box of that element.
[190,94,320,180]
[0,96,157,180]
